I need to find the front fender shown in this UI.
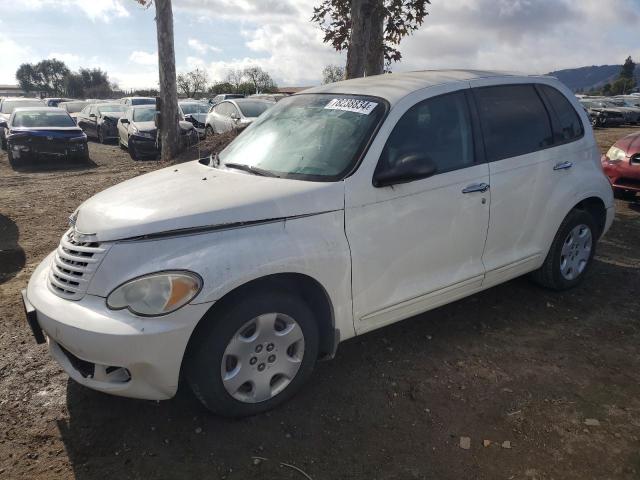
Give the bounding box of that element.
[87,210,355,340]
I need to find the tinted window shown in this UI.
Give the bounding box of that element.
[131,98,155,106]
[474,85,553,162]
[377,91,474,176]
[12,110,76,128]
[539,85,583,143]
[237,101,270,117]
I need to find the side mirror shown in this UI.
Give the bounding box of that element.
[89,113,96,118]
[230,113,240,121]
[120,118,129,124]
[373,154,437,188]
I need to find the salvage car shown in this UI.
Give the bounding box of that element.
[580,99,626,127]
[1,107,88,167]
[120,96,156,107]
[76,103,125,143]
[209,93,244,105]
[205,98,271,135]
[179,101,209,139]
[602,132,640,199]
[117,105,198,160]
[43,97,74,107]
[22,71,614,417]
[0,97,45,149]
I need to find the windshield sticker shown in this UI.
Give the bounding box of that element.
[324,98,378,115]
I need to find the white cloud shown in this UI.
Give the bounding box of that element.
[188,38,222,55]
[129,50,158,66]
[17,0,129,22]
[0,32,36,84]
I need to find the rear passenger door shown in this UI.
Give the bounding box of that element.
[470,80,583,288]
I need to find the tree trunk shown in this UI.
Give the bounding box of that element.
[345,0,369,79]
[154,0,180,162]
[365,0,385,76]
[346,0,385,79]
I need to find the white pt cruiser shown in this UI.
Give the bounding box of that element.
[23,71,614,417]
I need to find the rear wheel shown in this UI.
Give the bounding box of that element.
[531,209,598,290]
[186,290,319,417]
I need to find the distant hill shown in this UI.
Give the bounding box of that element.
[548,65,640,92]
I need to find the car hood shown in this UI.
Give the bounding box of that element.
[133,120,156,132]
[74,159,344,241]
[9,126,84,136]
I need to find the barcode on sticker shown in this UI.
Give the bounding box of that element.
[324,98,378,115]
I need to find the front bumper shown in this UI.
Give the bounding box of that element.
[602,157,640,192]
[25,252,213,400]
[9,140,88,163]
[129,135,160,156]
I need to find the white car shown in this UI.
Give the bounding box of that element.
[23,70,614,417]
[179,101,209,139]
[205,98,272,136]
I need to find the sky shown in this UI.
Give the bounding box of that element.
[1,0,639,90]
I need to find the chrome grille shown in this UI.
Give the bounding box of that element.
[48,229,111,300]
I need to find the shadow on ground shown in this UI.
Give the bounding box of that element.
[0,214,26,284]
[10,158,98,173]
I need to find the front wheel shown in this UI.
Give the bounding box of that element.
[186,290,319,417]
[530,209,598,290]
[97,127,105,144]
[205,125,215,137]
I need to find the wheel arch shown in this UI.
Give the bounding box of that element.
[185,272,338,364]
[573,195,607,238]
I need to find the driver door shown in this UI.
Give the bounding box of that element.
[345,88,491,334]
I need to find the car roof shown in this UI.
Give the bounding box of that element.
[12,107,66,113]
[228,98,272,104]
[303,69,549,106]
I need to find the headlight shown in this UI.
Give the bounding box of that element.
[106,271,202,316]
[606,146,627,163]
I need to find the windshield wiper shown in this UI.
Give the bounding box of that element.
[224,162,280,178]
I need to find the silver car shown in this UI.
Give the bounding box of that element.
[205,98,272,135]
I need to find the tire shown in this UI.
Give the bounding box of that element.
[185,290,319,417]
[613,188,636,200]
[206,125,215,137]
[119,139,127,150]
[97,127,105,144]
[7,147,15,167]
[530,209,598,290]
[1,135,6,151]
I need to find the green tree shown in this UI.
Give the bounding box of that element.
[177,67,209,98]
[242,66,278,94]
[312,0,431,79]
[16,59,70,95]
[208,82,236,95]
[322,64,345,84]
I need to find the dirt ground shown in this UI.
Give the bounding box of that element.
[1,128,639,480]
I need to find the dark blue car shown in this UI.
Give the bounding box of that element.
[1,107,89,167]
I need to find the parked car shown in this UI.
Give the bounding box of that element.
[117,105,198,160]
[580,100,625,127]
[601,132,640,199]
[76,103,126,143]
[179,101,209,139]
[43,98,75,107]
[1,107,88,166]
[205,98,272,135]
[603,98,640,124]
[21,70,614,417]
[58,100,90,123]
[0,97,46,149]
[209,93,244,105]
[120,97,156,107]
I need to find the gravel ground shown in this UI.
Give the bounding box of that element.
[1,128,639,480]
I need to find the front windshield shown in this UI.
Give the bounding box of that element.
[98,104,124,114]
[12,110,76,128]
[62,102,87,113]
[1,100,44,114]
[133,108,156,122]
[180,103,209,114]
[236,101,270,118]
[219,94,386,181]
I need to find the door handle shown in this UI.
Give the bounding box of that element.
[462,183,490,194]
[553,161,573,170]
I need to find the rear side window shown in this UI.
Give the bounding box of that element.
[378,91,475,176]
[474,85,553,162]
[538,85,584,143]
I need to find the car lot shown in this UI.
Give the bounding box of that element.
[1,128,639,479]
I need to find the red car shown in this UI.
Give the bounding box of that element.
[602,132,640,198]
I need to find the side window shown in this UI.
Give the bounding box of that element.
[378,91,474,176]
[539,85,584,143]
[474,84,553,162]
